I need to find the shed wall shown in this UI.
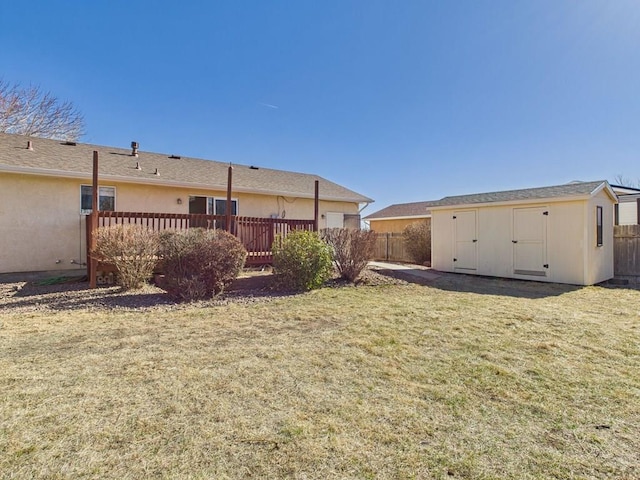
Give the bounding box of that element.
[432,199,606,285]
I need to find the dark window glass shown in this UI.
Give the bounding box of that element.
[81,186,115,213]
[596,206,603,246]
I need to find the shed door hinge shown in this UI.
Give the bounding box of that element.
[543,211,549,216]
[453,258,457,262]
[543,264,549,268]
[453,215,457,219]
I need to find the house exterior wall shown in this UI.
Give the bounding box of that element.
[369,217,430,233]
[0,172,359,273]
[617,199,637,225]
[432,197,615,285]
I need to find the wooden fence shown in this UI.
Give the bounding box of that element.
[373,232,413,262]
[613,225,640,276]
[87,211,316,278]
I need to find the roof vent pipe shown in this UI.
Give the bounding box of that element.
[131,141,139,157]
[154,168,160,176]
[27,140,33,151]
[135,161,142,170]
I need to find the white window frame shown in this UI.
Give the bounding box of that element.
[80,185,116,214]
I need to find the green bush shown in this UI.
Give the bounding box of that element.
[322,228,377,282]
[403,221,431,265]
[93,224,160,290]
[159,229,247,301]
[272,229,333,291]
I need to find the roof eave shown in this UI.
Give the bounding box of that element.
[0,164,370,203]
[366,214,431,221]
[429,193,599,210]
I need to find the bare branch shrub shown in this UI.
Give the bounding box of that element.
[159,229,247,301]
[403,221,431,265]
[93,224,160,290]
[0,80,85,141]
[322,228,377,282]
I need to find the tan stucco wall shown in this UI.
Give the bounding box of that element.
[431,196,615,286]
[0,173,360,273]
[369,217,430,234]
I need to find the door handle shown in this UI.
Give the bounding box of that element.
[472,239,477,243]
[512,240,518,243]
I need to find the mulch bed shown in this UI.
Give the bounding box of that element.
[0,267,410,314]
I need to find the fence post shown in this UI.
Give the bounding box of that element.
[314,180,319,232]
[88,151,99,288]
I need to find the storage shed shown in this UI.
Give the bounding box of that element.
[430,181,617,286]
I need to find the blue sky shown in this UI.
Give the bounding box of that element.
[2,1,639,215]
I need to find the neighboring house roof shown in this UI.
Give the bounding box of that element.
[611,184,640,195]
[363,200,439,220]
[0,132,373,203]
[429,180,617,209]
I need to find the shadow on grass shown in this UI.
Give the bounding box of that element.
[375,268,583,299]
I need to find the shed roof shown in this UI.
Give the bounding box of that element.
[0,132,373,203]
[363,200,439,220]
[429,180,616,209]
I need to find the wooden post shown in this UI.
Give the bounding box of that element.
[226,165,233,233]
[314,180,319,232]
[88,151,99,288]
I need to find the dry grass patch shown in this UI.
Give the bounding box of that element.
[1,274,639,479]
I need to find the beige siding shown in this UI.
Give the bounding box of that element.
[432,197,614,286]
[617,201,637,225]
[369,217,429,234]
[0,173,360,273]
[586,190,615,284]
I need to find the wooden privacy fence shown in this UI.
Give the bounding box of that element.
[373,232,413,262]
[613,225,640,276]
[87,211,316,272]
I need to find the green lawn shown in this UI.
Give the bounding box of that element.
[1,274,639,479]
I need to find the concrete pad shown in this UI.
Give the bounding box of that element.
[369,261,440,281]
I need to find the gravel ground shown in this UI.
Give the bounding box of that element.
[0,268,409,315]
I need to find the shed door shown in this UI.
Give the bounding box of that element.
[453,210,477,271]
[513,207,547,276]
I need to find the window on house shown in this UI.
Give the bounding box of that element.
[596,206,603,247]
[188,196,238,215]
[81,186,115,214]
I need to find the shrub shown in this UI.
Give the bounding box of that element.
[403,221,431,265]
[322,228,377,282]
[272,229,333,291]
[159,229,247,301]
[93,224,160,290]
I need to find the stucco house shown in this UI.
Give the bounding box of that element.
[0,132,373,274]
[363,200,438,233]
[430,180,617,286]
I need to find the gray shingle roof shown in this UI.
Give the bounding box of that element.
[0,132,373,203]
[430,181,612,208]
[364,200,439,220]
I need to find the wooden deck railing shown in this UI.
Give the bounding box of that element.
[87,212,316,281]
